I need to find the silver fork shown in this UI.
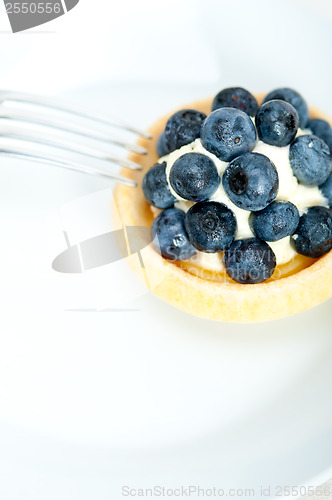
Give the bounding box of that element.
[0,90,152,187]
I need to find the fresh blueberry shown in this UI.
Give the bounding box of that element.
[151,208,196,260]
[255,100,299,147]
[263,88,309,129]
[200,107,256,162]
[223,238,276,284]
[212,87,259,117]
[156,132,169,157]
[142,162,175,209]
[164,109,206,153]
[291,206,332,258]
[249,201,300,242]
[321,173,332,207]
[169,152,220,202]
[222,152,279,211]
[289,135,331,186]
[307,118,332,155]
[184,201,236,253]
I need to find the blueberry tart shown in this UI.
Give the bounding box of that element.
[114,88,332,322]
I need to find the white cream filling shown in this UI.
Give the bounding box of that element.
[161,130,328,268]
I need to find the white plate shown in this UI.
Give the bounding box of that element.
[0,81,331,499]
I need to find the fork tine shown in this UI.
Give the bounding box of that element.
[0,109,148,155]
[0,123,143,171]
[0,141,137,187]
[0,90,150,186]
[0,90,152,139]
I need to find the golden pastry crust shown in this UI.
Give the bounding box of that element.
[113,95,332,322]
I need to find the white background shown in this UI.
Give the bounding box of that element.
[0,0,332,109]
[0,1,332,499]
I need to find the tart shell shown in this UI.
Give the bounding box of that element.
[113,96,332,322]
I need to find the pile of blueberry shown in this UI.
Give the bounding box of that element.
[143,87,332,284]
